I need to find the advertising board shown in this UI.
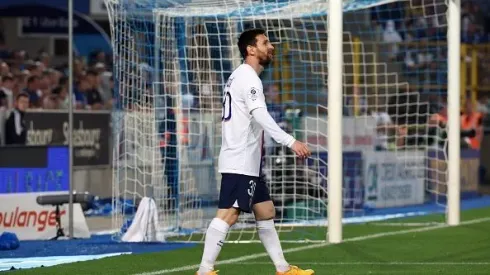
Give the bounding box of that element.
[0,192,90,240]
[364,151,425,208]
[303,116,376,152]
[308,152,364,210]
[0,146,69,194]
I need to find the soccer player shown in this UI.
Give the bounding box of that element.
[196,29,314,275]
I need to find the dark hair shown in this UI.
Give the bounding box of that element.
[52,86,62,95]
[86,69,99,77]
[2,75,13,82]
[59,76,68,86]
[237,28,266,59]
[27,75,40,84]
[16,92,29,100]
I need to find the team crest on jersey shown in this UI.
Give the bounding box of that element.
[249,88,258,101]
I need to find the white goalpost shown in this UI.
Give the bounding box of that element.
[446,0,461,226]
[106,0,461,243]
[327,0,343,244]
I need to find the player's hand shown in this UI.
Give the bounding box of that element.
[291,140,311,159]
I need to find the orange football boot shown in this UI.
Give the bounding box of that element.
[276,265,315,275]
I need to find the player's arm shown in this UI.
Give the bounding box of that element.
[253,107,295,147]
[244,84,311,158]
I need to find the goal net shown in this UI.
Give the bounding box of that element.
[107,0,451,242]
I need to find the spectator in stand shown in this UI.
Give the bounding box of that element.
[461,100,483,150]
[89,50,109,68]
[371,2,404,30]
[428,101,448,149]
[39,71,52,96]
[38,51,51,69]
[0,29,115,114]
[40,70,59,110]
[383,20,402,61]
[265,84,284,123]
[369,107,395,151]
[5,93,29,145]
[462,22,487,44]
[109,75,115,104]
[73,58,86,80]
[0,61,9,76]
[462,1,474,33]
[56,76,71,109]
[463,2,486,33]
[24,60,42,77]
[24,75,42,108]
[42,92,59,110]
[0,75,14,109]
[47,69,62,90]
[14,73,27,96]
[85,69,104,110]
[74,77,89,109]
[95,63,113,104]
[94,62,106,74]
[477,94,489,116]
[51,86,67,109]
[10,50,26,74]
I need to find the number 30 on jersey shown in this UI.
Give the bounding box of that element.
[222,78,233,121]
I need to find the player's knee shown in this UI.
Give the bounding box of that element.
[256,207,275,221]
[216,208,240,226]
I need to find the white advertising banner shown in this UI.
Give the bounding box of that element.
[0,192,90,240]
[364,151,425,208]
[303,116,376,152]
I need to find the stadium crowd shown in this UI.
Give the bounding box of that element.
[374,0,490,89]
[1,0,489,149]
[369,0,490,151]
[0,44,114,111]
[0,23,114,145]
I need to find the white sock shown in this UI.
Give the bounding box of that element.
[198,218,230,274]
[257,219,289,272]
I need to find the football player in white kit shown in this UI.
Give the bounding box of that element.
[196,29,314,275]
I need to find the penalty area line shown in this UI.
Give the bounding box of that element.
[133,216,490,275]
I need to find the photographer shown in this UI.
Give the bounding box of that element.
[461,101,483,150]
[429,101,480,151]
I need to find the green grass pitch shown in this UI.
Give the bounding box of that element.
[11,207,490,275]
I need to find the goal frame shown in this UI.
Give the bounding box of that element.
[108,0,462,243]
[327,0,462,241]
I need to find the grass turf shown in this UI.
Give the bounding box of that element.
[10,207,490,275]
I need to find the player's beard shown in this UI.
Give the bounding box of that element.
[259,53,273,67]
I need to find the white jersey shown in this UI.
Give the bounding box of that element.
[218,64,269,177]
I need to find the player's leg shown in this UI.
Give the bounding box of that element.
[197,208,239,275]
[253,179,315,275]
[197,173,255,275]
[253,200,290,272]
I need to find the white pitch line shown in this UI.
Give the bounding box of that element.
[370,222,444,227]
[230,262,490,266]
[134,216,490,275]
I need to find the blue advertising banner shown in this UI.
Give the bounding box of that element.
[0,146,69,194]
[308,152,364,210]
